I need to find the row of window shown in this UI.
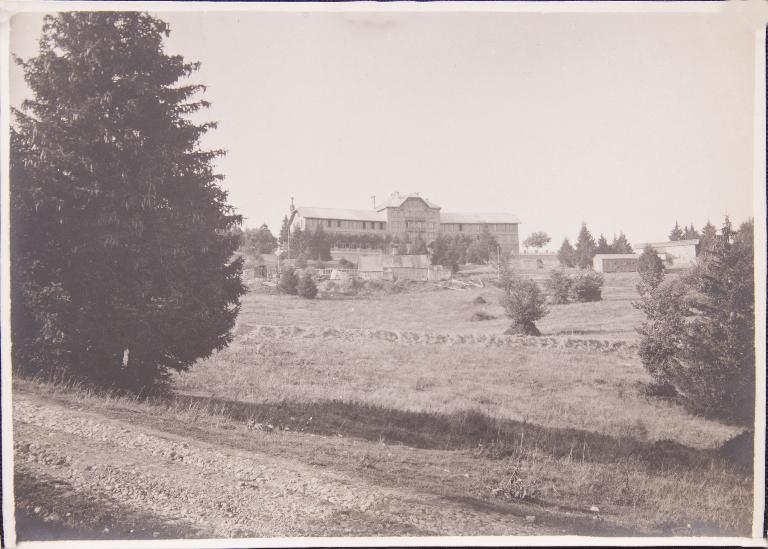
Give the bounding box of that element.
[323,219,385,230]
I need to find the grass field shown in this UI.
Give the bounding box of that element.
[168,270,752,534]
[18,270,754,536]
[236,271,645,342]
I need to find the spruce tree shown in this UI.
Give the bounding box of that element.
[669,221,684,241]
[557,238,576,268]
[574,223,596,269]
[595,234,611,254]
[699,220,718,255]
[610,232,633,254]
[11,13,244,391]
[278,215,291,245]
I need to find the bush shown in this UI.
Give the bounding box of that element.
[570,270,604,302]
[500,273,548,336]
[278,267,299,295]
[637,244,665,295]
[297,273,318,299]
[545,269,572,304]
[338,258,356,269]
[634,220,754,425]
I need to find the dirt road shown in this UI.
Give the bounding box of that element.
[13,392,554,540]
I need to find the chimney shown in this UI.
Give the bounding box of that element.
[371,195,376,209]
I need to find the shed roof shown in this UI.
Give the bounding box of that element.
[296,206,385,222]
[440,212,521,224]
[635,239,699,249]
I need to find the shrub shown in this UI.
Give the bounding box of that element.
[545,269,572,304]
[297,273,318,299]
[637,244,665,295]
[570,270,604,302]
[338,258,356,269]
[635,220,755,425]
[500,273,548,336]
[278,267,299,295]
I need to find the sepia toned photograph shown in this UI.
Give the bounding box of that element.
[1,2,766,546]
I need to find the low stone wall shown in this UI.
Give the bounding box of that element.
[244,324,638,356]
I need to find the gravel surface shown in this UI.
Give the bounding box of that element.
[14,393,551,539]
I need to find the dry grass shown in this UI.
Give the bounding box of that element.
[14,270,754,536]
[237,272,644,342]
[176,338,737,448]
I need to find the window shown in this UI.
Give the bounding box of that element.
[459,224,463,232]
[337,220,341,227]
[379,222,384,230]
[363,221,367,229]
[327,219,332,227]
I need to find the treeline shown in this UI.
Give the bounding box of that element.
[557,224,632,269]
[430,227,500,272]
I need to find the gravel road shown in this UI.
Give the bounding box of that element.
[14,393,552,539]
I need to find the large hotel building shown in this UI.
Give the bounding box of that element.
[290,192,521,254]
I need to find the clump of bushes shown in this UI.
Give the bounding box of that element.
[634,219,755,426]
[545,269,572,304]
[297,273,318,299]
[636,244,665,295]
[545,269,604,304]
[338,258,356,269]
[570,270,604,302]
[278,267,299,295]
[500,272,548,336]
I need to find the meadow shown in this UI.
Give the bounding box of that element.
[167,270,752,535]
[16,270,753,537]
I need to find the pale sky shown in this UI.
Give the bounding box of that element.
[9,6,761,247]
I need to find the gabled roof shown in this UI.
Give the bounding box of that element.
[440,212,521,224]
[295,207,385,222]
[375,193,440,211]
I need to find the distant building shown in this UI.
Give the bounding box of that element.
[290,192,521,254]
[593,254,639,273]
[634,239,699,269]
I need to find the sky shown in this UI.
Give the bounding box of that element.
[9,6,761,248]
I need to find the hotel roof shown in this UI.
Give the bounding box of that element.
[296,206,385,222]
[441,212,521,224]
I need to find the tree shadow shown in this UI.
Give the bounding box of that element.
[172,393,720,472]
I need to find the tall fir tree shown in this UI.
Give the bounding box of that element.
[683,224,700,240]
[557,238,576,268]
[595,234,611,254]
[11,13,244,391]
[699,220,718,255]
[669,221,684,241]
[574,223,596,269]
[610,232,633,254]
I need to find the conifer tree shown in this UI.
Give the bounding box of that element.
[595,234,611,254]
[574,223,596,269]
[610,232,633,254]
[669,221,684,241]
[557,238,576,268]
[699,220,718,255]
[278,215,291,245]
[10,13,244,391]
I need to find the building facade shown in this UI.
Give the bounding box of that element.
[290,192,520,254]
[633,239,699,270]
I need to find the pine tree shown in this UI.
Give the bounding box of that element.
[574,223,596,269]
[683,224,700,240]
[595,234,611,254]
[610,232,633,254]
[11,13,244,391]
[669,221,684,241]
[699,220,718,255]
[557,238,576,268]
